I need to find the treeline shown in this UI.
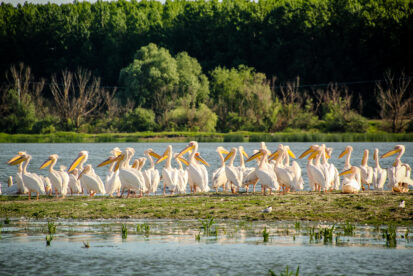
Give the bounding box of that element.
[0,0,413,133]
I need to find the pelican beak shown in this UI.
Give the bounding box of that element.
[40,158,53,169]
[7,154,22,164]
[299,148,314,159]
[114,155,124,172]
[241,149,249,159]
[224,150,235,162]
[361,151,367,165]
[325,151,331,159]
[177,156,189,166]
[177,144,195,158]
[219,148,230,155]
[68,154,86,172]
[246,151,262,162]
[97,156,119,167]
[9,155,26,165]
[308,151,319,160]
[156,148,170,165]
[78,167,87,180]
[339,168,353,176]
[195,153,209,167]
[148,151,161,159]
[381,148,400,159]
[338,148,349,159]
[287,148,296,159]
[268,151,279,161]
[132,159,139,169]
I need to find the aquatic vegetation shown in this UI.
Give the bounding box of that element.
[136,223,150,237]
[382,225,397,248]
[195,232,201,241]
[4,217,10,225]
[121,224,128,239]
[322,225,335,243]
[47,221,56,235]
[199,217,216,236]
[45,234,53,246]
[263,227,270,242]
[343,222,355,236]
[269,266,299,276]
[294,221,301,230]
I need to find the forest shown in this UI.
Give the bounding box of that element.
[0,0,412,134]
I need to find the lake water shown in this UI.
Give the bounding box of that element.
[1,219,412,275]
[1,142,412,193]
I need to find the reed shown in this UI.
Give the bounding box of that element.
[343,222,355,236]
[4,217,10,225]
[263,227,269,242]
[136,223,150,237]
[45,234,53,246]
[47,221,56,235]
[121,224,128,239]
[269,266,299,276]
[199,217,216,236]
[382,224,397,248]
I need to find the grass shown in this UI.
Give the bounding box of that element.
[136,223,150,237]
[47,221,56,235]
[0,130,412,143]
[269,266,299,276]
[382,224,397,248]
[1,192,413,226]
[121,224,128,239]
[263,227,270,242]
[45,234,53,246]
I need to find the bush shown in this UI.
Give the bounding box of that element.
[120,107,157,132]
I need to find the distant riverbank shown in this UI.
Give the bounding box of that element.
[1,131,412,143]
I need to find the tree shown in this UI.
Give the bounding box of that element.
[376,71,413,133]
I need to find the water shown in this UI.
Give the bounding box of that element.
[1,219,412,275]
[1,142,412,192]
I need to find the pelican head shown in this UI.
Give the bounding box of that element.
[339,145,353,159]
[110,147,122,157]
[8,153,30,166]
[283,146,296,159]
[299,145,319,159]
[224,147,237,162]
[78,164,92,180]
[195,152,210,166]
[381,145,405,159]
[156,145,172,164]
[132,159,139,169]
[40,154,59,169]
[339,166,357,176]
[144,148,161,159]
[7,151,27,164]
[138,157,147,170]
[174,153,189,166]
[68,151,88,172]
[177,141,197,158]
[238,146,249,159]
[361,149,369,165]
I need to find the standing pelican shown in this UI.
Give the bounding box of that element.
[212,147,229,192]
[325,147,340,191]
[177,141,210,193]
[7,152,28,194]
[239,146,259,193]
[68,168,82,195]
[246,149,279,195]
[174,153,189,194]
[78,164,106,196]
[372,148,387,190]
[156,145,179,195]
[381,145,413,192]
[339,146,361,189]
[68,151,89,194]
[340,166,361,194]
[299,145,320,191]
[224,147,243,193]
[9,153,45,200]
[40,154,68,198]
[143,149,161,195]
[360,149,374,190]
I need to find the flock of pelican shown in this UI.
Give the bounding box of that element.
[2,142,413,200]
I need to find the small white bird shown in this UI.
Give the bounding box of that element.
[399,200,405,208]
[262,206,272,213]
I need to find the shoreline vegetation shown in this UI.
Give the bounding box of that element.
[1,131,413,143]
[1,192,412,226]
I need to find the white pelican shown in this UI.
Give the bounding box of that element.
[177,141,210,193]
[78,164,106,196]
[68,151,89,194]
[156,145,179,195]
[68,169,82,195]
[7,152,28,194]
[246,148,279,195]
[9,153,45,200]
[381,145,413,192]
[212,146,229,192]
[174,153,189,194]
[339,145,361,189]
[224,147,243,193]
[372,148,387,190]
[360,149,374,190]
[143,149,161,195]
[40,154,68,198]
[325,147,340,191]
[239,146,259,193]
[299,145,320,191]
[304,145,329,192]
[270,145,303,192]
[340,166,361,194]
[97,147,122,197]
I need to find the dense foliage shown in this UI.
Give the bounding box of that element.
[0,0,412,134]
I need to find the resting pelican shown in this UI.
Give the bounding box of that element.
[372,148,387,190]
[381,145,413,192]
[9,153,45,200]
[78,164,106,196]
[224,147,243,193]
[68,168,82,195]
[270,145,303,192]
[68,151,89,194]
[177,141,210,193]
[340,166,361,194]
[7,152,28,194]
[339,146,361,189]
[143,149,161,195]
[174,153,189,194]
[156,145,179,195]
[360,149,374,190]
[325,147,340,190]
[239,146,259,193]
[246,148,279,195]
[299,145,320,191]
[212,147,229,192]
[40,154,68,198]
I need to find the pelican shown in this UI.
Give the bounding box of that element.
[224,147,243,193]
[299,145,320,191]
[381,145,413,192]
[339,146,361,189]
[78,164,106,196]
[246,148,279,195]
[360,149,374,190]
[68,168,82,195]
[156,145,179,195]
[372,148,387,190]
[7,152,28,194]
[143,149,161,195]
[270,145,303,192]
[174,153,189,194]
[325,147,340,191]
[97,147,122,197]
[303,145,329,192]
[212,147,229,192]
[40,154,68,198]
[68,151,89,194]
[340,166,361,194]
[177,141,210,193]
[239,146,259,193]
[9,153,45,200]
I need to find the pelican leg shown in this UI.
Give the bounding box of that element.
[163,184,166,196]
[127,189,131,198]
[28,191,31,201]
[36,192,39,200]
